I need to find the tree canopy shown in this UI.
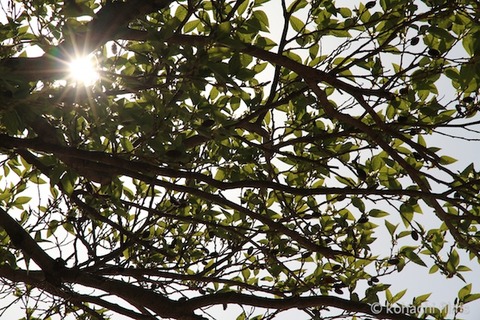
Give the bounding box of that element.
[1,0,480,319]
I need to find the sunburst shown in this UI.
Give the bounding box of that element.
[67,55,99,86]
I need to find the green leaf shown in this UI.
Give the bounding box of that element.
[183,20,200,33]
[242,267,251,280]
[413,293,431,305]
[255,36,277,50]
[369,209,389,218]
[336,176,356,187]
[462,32,480,56]
[47,220,59,238]
[289,15,305,32]
[391,289,407,304]
[439,156,457,165]
[217,22,232,39]
[174,5,188,21]
[252,10,269,31]
[385,220,398,236]
[338,7,352,18]
[458,284,471,300]
[448,249,460,269]
[463,293,480,303]
[120,137,134,152]
[351,197,365,213]
[12,196,31,207]
[214,168,226,180]
[287,0,308,12]
[404,250,427,267]
[60,171,76,195]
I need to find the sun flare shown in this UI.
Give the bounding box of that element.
[68,55,99,86]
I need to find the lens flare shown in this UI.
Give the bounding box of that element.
[68,55,99,86]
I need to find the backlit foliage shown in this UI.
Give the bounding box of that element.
[1,0,480,319]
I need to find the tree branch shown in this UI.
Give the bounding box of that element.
[186,292,422,320]
[0,134,453,201]
[1,0,174,80]
[0,266,156,319]
[0,207,59,284]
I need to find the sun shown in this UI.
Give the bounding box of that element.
[67,55,99,86]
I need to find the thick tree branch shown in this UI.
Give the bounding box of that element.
[0,1,478,320]
[186,292,422,320]
[0,265,420,320]
[0,134,454,201]
[2,27,393,104]
[67,272,203,320]
[0,169,198,320]
[97,266,285,296]
[0,266,157,319]
[1,0,174,80]
[160,33,395,100]
[0,207,59,283]
[0,135,350,257]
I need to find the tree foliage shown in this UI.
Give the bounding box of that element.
[1,0,480,319]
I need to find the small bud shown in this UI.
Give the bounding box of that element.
[332,264,342,271]
[410,37,420,46]
[411,230,419,241]
[365,1,376,9]
[357,168,367,181]
[358,215,369,224]
[428,48,440,57]
[165,149,182,158]
[201,119,215,127]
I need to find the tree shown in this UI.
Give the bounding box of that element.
[0,0,480,319]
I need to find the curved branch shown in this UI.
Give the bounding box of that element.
[305,81,480,259]
[0,207,59,283]
[1,0,174,80]
[0,135,455,202]
[0,266,156,320]
[185,292,421,320]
